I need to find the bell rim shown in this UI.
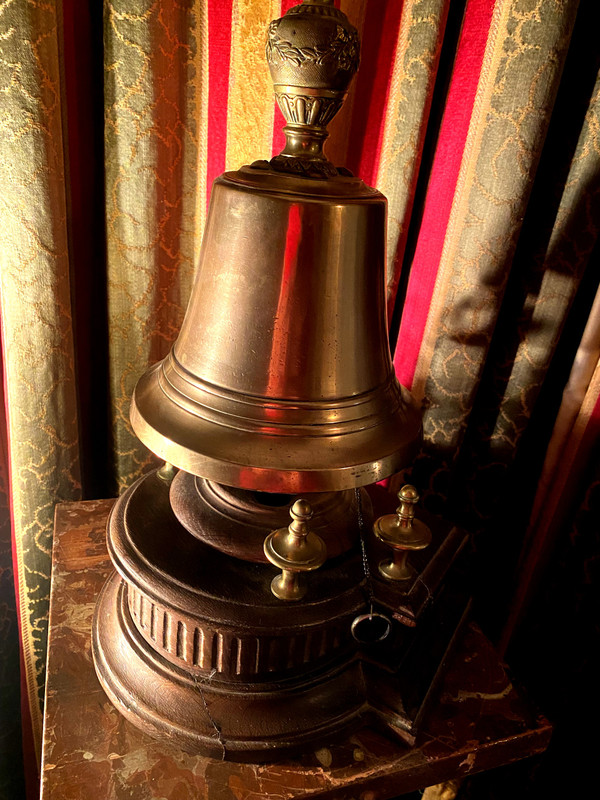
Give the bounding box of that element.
[130,362,421,493]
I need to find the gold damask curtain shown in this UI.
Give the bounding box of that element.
[1,1,599,798]
[104,1,206,490]
[0,3,81,791]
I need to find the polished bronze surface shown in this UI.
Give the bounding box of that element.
[130,0,420,494]
[130,170,421,492]
[373,485,432,583]
[264,499,326,600]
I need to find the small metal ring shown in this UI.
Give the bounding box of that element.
[350,612,392,644]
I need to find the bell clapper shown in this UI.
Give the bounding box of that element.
[373,485,431,583]
[263,499,327,601]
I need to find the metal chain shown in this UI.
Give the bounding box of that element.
[355,487,374,615]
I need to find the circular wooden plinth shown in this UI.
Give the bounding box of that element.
[169,472,372,563]
[91,468,371,759]
[92,571,368,760]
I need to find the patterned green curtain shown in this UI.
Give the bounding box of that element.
[0,3,81,791]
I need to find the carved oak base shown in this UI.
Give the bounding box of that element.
[91,469,470,760]
[93,573,369,759]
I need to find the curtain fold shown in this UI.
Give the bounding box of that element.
[0,0,82,771]
[485,68,600,462]
[1,1,600,797]
[504,283,600,648]
[375,0,450,314]
[411,0,578,426]
[104,0,208,490]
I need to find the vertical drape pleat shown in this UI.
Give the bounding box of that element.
[0,0,81,759]
[449,51,600,540]
[487,68,600,460]
[502,281,600,647]
[376,0,449,313]
[413,0,578,435]
[226,0,280,169]
[393,0,497,391]
[104,0,209,491]
[325,0,368,167]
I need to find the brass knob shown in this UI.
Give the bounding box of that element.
[373,485,431,583]
[264,0,360,177]
[263,499,327,601]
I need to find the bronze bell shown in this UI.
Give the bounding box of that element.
[130,0,421,494]
[91,0,471,764]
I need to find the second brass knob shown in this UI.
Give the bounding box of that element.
[373,485,431,583]
[264,499,327,601]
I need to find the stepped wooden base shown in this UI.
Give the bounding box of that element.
[93,573,368,760]
[91,469,471,761]
[170,471,372,563]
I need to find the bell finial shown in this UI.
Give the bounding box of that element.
[265,0,360,177]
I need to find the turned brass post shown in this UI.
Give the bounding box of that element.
[157,462,177,482]
[264,499,327,600]
[373,485,431,583]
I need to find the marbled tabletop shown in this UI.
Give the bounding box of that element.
[40,500,551,800]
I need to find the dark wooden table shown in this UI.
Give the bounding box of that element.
[40,499,551,800]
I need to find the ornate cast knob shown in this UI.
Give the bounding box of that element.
[373,485,431,583]
[264,0,360,177]
[264,499,327,601]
